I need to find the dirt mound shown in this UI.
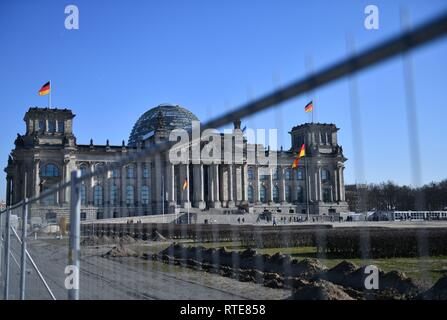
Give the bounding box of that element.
[240,248,257,258]
[418,276,447,300]
[380,271,420,296]
[322,261,358,283]
[103,244,138,258]
[288,279,354,300]
[292,258,327,278]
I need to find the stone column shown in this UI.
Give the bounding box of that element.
[166,162,176,206]
[136,162,142,206]
[268,167,274,203]
[280,167,286,203]
[242,164,248,203]
[208,165,214,203]
[121,165,126,206]
[193,164,205,209]
[211,164,221,208]
[254,166,260,203]
[154,155,163,213]
[339,167,345,201]
[34,159,40,199]
[227,164,235,207]
[334,168,339,202]
[88,163,95,205]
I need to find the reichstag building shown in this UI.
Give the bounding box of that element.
[4,104,348,220]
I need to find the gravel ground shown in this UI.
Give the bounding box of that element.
[3,238,291,300]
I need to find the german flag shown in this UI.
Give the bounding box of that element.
[292,144,306,169]
[304,101,313,113]
[182,178,188,190]
[38,81,50,96]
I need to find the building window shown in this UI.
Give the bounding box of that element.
[81,212,87,221]
[48,120,56,133]
[321,169,330,181]
[80,184,86,205]
[126,186,134,205]
[285,186,291,202]
[41,164,59,177]
[260,185,267,203]
[42,187,57,205]
[285,169,292,180]
[273,185,280,203]
[248,185,254,203]
[143,165,149,178]
[323,188,332,203]
[296,168,304,180]
[57,121,65,133]
[260,173,268,181]
[110,185,118,205]
[127,165,135,178]
[247,167,254,180]
[80,166,88,177]
[38,119,45,132]
[273,168,279,180]
[297,186,304,203]
[112,168,119,178]
[93,185,103,206]
[141,186,149,205]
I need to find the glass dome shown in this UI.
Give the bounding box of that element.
[128,103,199,146]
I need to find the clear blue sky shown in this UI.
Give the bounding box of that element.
[1,0,447,201]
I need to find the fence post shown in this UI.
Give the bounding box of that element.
[3,208,11,300]
[68,170,81,300]
[20,198,28,300]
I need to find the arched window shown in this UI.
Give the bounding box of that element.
[247,167,254,180]
[273,168,279,180]
[260,185,267,203]
[141,186,149,205]
[248,185,254,203]
[296,168,304,180]
[80,184,86,205]
[93,185,103,206]
[285,169,292,180]
[80,166,88,177]
[273,185,279,202]
[41,164,59,177]
[127,165,135,178]
[285,186,292,202]
[321,169,330,181]
[143,165,149,178]
[126,186,134,205]
[110,185,118,205]
[297,186,304,203]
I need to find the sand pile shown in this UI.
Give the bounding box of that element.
[288,279,354,300]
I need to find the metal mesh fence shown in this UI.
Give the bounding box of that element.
[1,12,447,300]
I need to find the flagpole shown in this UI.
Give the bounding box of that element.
[305,155,310,221]
[49,80,51,108]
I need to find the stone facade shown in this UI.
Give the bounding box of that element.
[4,105,348,221]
